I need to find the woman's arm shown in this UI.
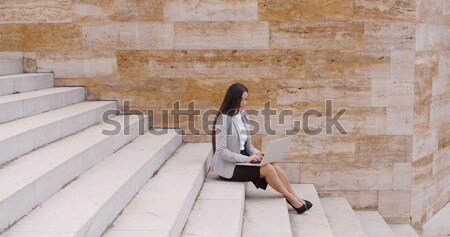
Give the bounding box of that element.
[215,115,248,163]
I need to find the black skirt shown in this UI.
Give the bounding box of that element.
[220,150,268,190]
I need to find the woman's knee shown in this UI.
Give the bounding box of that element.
[261,164,276,176]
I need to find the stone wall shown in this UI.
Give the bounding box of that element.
[0,0,448,228]
[411,0,450,228]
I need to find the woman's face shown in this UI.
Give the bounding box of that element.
[240,91,248,111]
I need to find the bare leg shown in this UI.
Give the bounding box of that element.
[272,163,306,205]
[260,164,304,208]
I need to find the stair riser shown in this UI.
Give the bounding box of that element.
[0,74,54,96]
[0,60,22,76]
[78,133,182,236]
[0,116,147,232]
[0,88,86,124]
[0,102,117,166]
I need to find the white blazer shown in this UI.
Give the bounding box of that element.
[210,112,260,178]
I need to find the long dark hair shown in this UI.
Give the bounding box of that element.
[212,83,249,153]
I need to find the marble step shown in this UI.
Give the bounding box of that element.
[181,173,246,237]
[242,185,292,237]
[0,73,54,96]
[389,224,420,237]
[103,143,212,237]
[1,130,182,237]
[422,203,450,236]
[0,115,147,232]
[0,101,117,166]
[321,197,368,237]
[0,87,86,124]
[355,211,396,237]
[290,184,334,237]
[0,60,22,76]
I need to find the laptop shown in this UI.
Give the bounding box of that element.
[237,136,293,166]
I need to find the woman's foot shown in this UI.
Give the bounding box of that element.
[296,196,313,210]
[286,195,307,214]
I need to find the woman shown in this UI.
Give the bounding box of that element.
[211,83,312,214]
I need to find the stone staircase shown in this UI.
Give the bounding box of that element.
[0,59,438,237]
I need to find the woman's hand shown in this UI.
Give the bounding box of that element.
[257,152,265,157]
[247,154,263,163]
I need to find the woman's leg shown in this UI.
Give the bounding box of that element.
[260,164,303,208]
[272,163,306,205]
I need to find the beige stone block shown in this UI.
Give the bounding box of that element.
[378,191,411,223]
[371,79,414,107]
[414,52,438,132]
[416,24,448,51]
[338,107,386,135]
[433,146,450,176]
[36,51,117,79]
[117,50,304,80]
[0,0,72,23]
[306,51,390,80]
[437,123,450,151]
[174,21,269,50]
[72,0,163,22]
[82,22,174,50]
[386,106,413,135]
[412,154,434,186]
[0,24,82,51]
[411,180,439,227]
[299,162,394,191]
[319,190,378,209]
[433,51,450,96]
[276,78,371,107]
[363,22,415,51]
[164,0,257,21]
[356,135,412,163]
[413,132,438,162]
[430,94,450,130]
[354,0,416,22]
[445,0,450,25]
[270,21,364,50]
[416,0,444,24]
[262,134,356,163]
[301,0,353,21]
[390,50,415,80]
[258,0,302,21]
[393,162,412,190]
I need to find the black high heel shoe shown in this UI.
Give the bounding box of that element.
[304,200,313,210]
[286,199,308,214]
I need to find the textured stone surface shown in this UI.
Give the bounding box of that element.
[270,22,364,50]
[72,0,163,22]
[319,190,378,209]
[416,24,448,51]
[371,79,414,107]
[378,190,411,223]
[36,51,116,79]
[393,163,412,190]
[0,0,72,23]
[277,78,371,107]
[174,21,269,50]
[355,135,412,163]
[354,0,416,22]
[305,51,390,79]
[257,0,302,21]
[164,0,258,21]
[363,22,415,50]
[300,162,394,191]
[117,50,303,80]
[0,24,82,51]
[386,107,414,135]
[82,22,174,50]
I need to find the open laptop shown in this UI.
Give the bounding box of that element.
[237,136,293,166]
